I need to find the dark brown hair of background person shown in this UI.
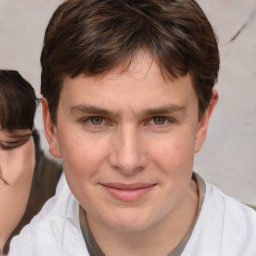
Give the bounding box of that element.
[40,0,219,124]
[0,70,36,131]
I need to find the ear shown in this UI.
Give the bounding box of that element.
[194,89,218,153]
[41,98,61,158]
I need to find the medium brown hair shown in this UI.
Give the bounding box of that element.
[0,70,37,131]
[41,0,219,123]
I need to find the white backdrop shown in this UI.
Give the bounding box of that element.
[0,0,255,205]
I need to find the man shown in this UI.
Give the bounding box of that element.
[9,0,256,255]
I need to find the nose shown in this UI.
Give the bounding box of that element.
[109,125,148,175]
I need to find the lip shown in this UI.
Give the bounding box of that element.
[101,183,156,202]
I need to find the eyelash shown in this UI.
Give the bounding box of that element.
[0,136,31,150]
[80,116,175,128]
[80,116,111,127]
[147,116,174,126]
[0,141,24,150]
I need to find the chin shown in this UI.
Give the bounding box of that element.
[103,208,156,232]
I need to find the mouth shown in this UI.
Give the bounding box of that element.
[101,183,156,202]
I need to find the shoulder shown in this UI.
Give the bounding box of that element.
[184,181,256,256]
[9,174,88,256]
[204,182,256,226]
[22,150,63,223]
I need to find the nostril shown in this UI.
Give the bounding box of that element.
[110,155,147,175]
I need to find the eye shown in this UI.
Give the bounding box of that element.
[89,116,104,125]
[0,140,24,150]
[152,117,168,125]
[0,135,31,150]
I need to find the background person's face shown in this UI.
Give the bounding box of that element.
[0,128,35,245]
[44,51,216,232]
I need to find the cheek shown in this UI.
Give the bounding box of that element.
[147,133,196,194]
[1,140,35,184]
[59,135,110,209]
[59,133,109,178]
[149,133,196,169]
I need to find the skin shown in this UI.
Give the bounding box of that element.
[0,128,35,251]
[43,51,218,255]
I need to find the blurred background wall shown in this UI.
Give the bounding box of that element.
[0,0,255,205]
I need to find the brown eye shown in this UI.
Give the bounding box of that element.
[152,117,167,125]
[90,117,104,125]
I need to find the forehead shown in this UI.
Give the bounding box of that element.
[59,51,197,115]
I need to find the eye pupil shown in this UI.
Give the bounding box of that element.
[153,117,166,125]
[91,117,103,125]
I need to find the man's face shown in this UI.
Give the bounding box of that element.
[44,51,216,231]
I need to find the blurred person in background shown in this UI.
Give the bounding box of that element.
[0,70,62,255]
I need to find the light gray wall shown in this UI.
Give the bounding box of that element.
[195,0,256,205]
[0,0,255,205]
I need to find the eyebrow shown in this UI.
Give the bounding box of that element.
[69,104,186,118]
[140,104,186,117]
[69,105,118,117]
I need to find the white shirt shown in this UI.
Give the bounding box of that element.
[9,173,256,256]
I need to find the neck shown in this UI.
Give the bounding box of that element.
[86,180,199,256]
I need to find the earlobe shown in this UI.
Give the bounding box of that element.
[194,89,218,153]
[41,98,61,158]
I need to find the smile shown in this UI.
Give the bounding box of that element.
[101,183,156,202]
